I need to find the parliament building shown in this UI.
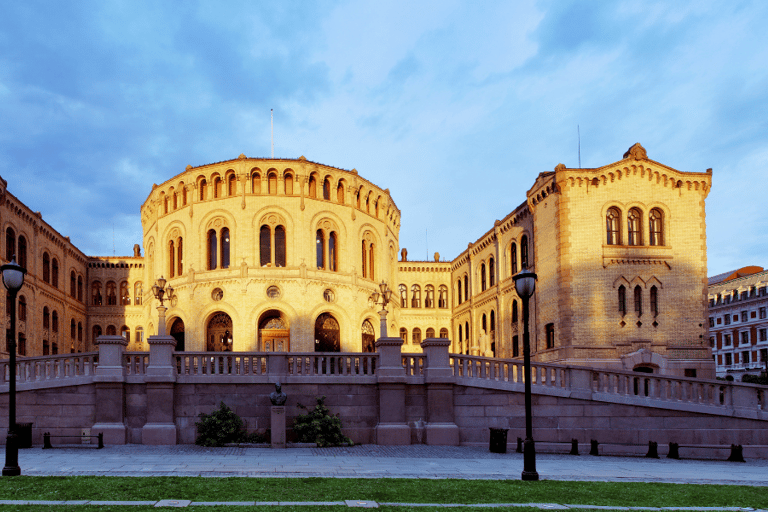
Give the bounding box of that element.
[0,143,715,377]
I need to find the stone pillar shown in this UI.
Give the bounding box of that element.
[421,338,460,445]
[567,366,594,400]
[92,335,128,445]
[374,337,410,445]
[141,335,178,445]
[271,406,286,448]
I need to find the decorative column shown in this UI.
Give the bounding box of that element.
[374,337,410,445]
[92,335,128,445]
[421,337,460,445]
[141,334,178,444]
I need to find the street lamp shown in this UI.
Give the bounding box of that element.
[370,281,393,338]
[513,266,538,481]
[1,256,26,477]
[151,277,174,336]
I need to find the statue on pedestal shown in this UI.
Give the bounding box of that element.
[270,382,287,406]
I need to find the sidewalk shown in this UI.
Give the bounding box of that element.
[7,444,768,485]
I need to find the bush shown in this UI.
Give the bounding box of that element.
[741,374,768,385]
[292,396,353,447]
[195,402,247,447]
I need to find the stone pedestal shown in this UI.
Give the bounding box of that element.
[374,337,411,445]
[92,335,128,445]
[422,338,460,446]
[271,406,286,448]
[141,335,178,445]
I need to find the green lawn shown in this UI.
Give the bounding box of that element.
[0,477,766,509]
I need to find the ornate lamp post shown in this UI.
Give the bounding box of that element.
[151,277,174,336]
[371,281,393,338]
[513,266,538,481]
[1,256,26,476]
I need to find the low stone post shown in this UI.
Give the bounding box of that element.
[421,338,459,446]
[567,366,594,400]
[269,383,287,448]
[92,335,128,445]
[141,335,178,445]
[374,337,410,445]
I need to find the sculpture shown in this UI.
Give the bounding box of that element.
[270,382,287,406]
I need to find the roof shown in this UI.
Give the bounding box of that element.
[708,266,764,286]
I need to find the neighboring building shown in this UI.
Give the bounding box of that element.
[0,143,715,377]
[708,266,768,380]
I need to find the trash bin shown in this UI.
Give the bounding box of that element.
[16,423,33,449]
[489,428,508,453]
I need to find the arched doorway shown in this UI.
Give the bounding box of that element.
[258,310,290,352]
[170,318,185,351]
[314,313,340,352]
[207,312,233,351]
[361,319,375,353]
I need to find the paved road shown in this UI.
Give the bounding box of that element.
[7,444,768,485]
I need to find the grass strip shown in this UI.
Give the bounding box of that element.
[0,478,765,508]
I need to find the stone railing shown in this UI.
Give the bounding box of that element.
[451,355,568,390]
[125,352,149,376]
[175,352,269,376]
[286,353,377,376]
[402,354,425,377]
[0,352,99,390]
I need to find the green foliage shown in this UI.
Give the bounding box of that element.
[741,374,768,385]
[292,395,353,447]
[195,402,247,447]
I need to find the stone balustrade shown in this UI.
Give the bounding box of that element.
[0,352,98,390]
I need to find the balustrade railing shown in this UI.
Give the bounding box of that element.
[125,352,149,375]
[402,354,425,376]
[174,352,269,376]
[450,354,567,389]
[287,353,377,376]
[589,368,728,407]
[173,352,378,377]
[1,352,98,384]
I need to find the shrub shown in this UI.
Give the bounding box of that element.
[741,374,768,385]
[195,402,247,447]
[292,395,353,447]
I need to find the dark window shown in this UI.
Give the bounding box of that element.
[5,227,15,261]
[628,208,642,246]
[512,299,518,323]
[260,225,271,266]
[464,275,468,301]
[77,275,83,302]
[741,331,749,344]
[17,235,27,269]
[329,232,337,271]
[275,226,286,267]
[513,335,519,357]
[43,307,50,329]
[481,263,486,291]
[316,230,325,269]
[399,284,407,308]
[649,208,664,246]
[207,229,217,269]
[489,257,495,286]
[634,285,642,316]
[106,282,117,306]
[457,280,462,304]
[412,328,421,345]
[650,286,658,317]
[169,240,175,278]
[52,311,58,332]
[220,228,230,269]
[399,327,407,344]
[71,271,77,298]
[43,253,50,283]
[438,286,448,308]
[18,295,26,322]
[618,285,626,316]
[741,311,748,322]
[323,178,331,200]
[520,235,529,268]
[52,259,59,288]
[511,243,518,274]
[546,323,555,349]
[606,207,621,245]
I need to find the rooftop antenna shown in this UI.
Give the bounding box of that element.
[426,229,428,261]
[578,125,581,169]
[112,223,115,257]
[271,109,274,158]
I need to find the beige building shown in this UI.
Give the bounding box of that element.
[1,143,715,377]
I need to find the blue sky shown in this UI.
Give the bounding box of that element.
[0,0,766,276]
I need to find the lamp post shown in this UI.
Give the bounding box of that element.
[370,281,393,338]
[1,256,26,477]
[151,277,174,337]
[513,266,538,481]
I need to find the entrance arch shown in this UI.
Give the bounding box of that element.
[170,318,185,351]
[258,310,290,352]
[314,313,340,352]
[361,319,375,353]
[206,312,233,351]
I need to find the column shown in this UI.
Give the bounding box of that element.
[374,337,410,445]
[141,334,178,445]
[92,335,128,445]
[421,337,460,445]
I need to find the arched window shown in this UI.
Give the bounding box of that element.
[284,173,294,195]
[399,327,408,344]
[5,227,15,261]
[457,279,462,305]
[71,319,76,340]
[134,282,143,305]
[228,174,237,196]
[650,286,659,317]
[92,281,103,306]
[628,208,642,245]
[329,232,337,271]
[411,285,421,308]
[106,281,117,305]
[172,191,177,210]
[121,325,130,342]
[260,225,271,267]
[439,328,448,338]
[316,230,325,269]
[17,235,27,269]
[199,179,207,200]
[268,172,277,195]
[618,285,626,316]
[92,325,102,343]
[425,285,435,308]
[634,285,643,316]
[169,240,175,277]
[314,226,337,272]
[438,285,448,309]
[120,281,130,305]
[323,178,331,200]
[480,263,487,291]
[207,229,217,270]
[308,175,317,198]
[365,193,371,214]
[649,208,664,246]
[337,182,345,203]
[78,322,83,344]
[606,207,621,245]
[521,235,529,269]
[52,258,59,288]
[18,295,26,322]
[511,243,518,275]
[43,252,50,283]
[490,310,495,332]
[251,172,261,194]
[362,238,375,279]
[464,275,469,301]
[177,238,183,276]
[356,189,361,208]
[163,195,169,214]
[213,176,223,198]
[43,307,50,329]
[489,257,495,286]
[71,271,77,298]
[399,284,407,308]
[77,275,83,302]
[426,327,435,338]
[52,311,58,332]
[512,299,518,323]
[220,228,230,268]
[361,319,375,353]
[182,185,187,206]
[482,313,487,332]
[106,325,117,336]
[412,328,422,345]
[464,322,469,349]
[314,313,340,352]
[135,326,143,346]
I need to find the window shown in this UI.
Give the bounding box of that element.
[214,176,222,198]
[323,178,331,200]
[741,331,749,344]
[464,275,469,301]
[725,353,732,365]
[760,328,767,342]
[71,319,76,340]
[77,275,83,302]
[251,172,261,194]
[425,285,435,308]
[618,285,626,316]
[228,174,237,196]
[120,282,130,305]
[52,311,58,332]
[43,253,50,283]
[709,317,715,328]
[121,325,130,342]
[316,230,325,269]
[510,243,518,274]
[5,227,15,261]
[480,263,486,291]
[725,315,731,325]
[513,335,519,357]
[268,172,277,194]
[134,282,143,305]
[43,307,50,329]
[71,271,77,298]
[512,299,518,323]
[207,229,217,269]
[709,337,715,347]
[628,208,642,246]
[18,295,26,322]
[742,351,750,364]
[308,175,317,197]
[650,286,658,317]
[92,281,103,306]
[92,325,102,343]
[328,232,337,271]
[52,259,59,288]
[741,311,748,322]
[284,173,294,195]
[649,208,664,246]
[399,327,408,344]
[426,327,435,338]
[78,322,83,344]
[606,207,621,245]
[489,257,495,286]
[106,281,117,305]
[412,328,422,345]
[17,235,27,269]
[457,279,462,305]
[221,228,230,268]
[438,286,448,309]
[336,182,345,203]
[634,285,642,316]
[439,328,449,338]
[399,284,407,308]
[106,325,116,336]
[546,323,555,349]
[361,237,375,279]
[411,285,421,308]
[260,225,287,267]
[724,334,732,346]
[520,235,529,269]
[135,327,144,346]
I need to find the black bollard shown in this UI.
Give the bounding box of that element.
[645,441,659,459]
[667,442,679,459]
[727,444,745,462]
[569,439,579,455]
[589,439,599,456]
[97,433,104,449]
[516,437,523,453]
[43,432,52,450]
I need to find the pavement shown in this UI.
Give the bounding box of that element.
[6,444,768,485]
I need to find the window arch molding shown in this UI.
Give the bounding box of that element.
[267,168,279,195]
[283,169,295,195]
[162,222,187,278]
[359,227,379,280]
[256,211,290,268]
[646,203,670,246]
[200,212,237,270]
[253,206,295,267]
[250,167,263,194]
[306,303,349,351]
